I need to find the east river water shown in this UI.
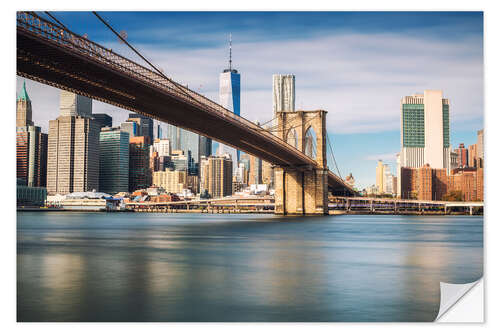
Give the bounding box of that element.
[17,212,483,322]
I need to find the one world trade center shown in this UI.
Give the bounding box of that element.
[218,33,240,169]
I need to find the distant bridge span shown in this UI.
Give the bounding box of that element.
[16,12,355,197]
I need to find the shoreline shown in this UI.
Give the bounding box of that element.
[17,207,483,216]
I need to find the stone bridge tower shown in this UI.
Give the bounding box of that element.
[274,110,329,215]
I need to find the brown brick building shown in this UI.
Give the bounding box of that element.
[400,164,483,201]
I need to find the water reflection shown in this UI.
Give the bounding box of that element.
[17,213,483,322]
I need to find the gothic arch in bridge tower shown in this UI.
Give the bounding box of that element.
[286,128,298,149]
[275,110,329,215]
[304,126,317,159]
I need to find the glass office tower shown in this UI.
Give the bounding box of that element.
[218,34,241,168]
[99,128,130,194]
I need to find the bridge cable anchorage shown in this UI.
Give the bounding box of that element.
[326,132,342,180]
[91,11,198,105]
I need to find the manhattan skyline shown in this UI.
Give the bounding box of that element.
[15,11,483,189]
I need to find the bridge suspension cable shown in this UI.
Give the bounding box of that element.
[91,11,203,108]
[43,11,69,30]
[257,113,300,133]
[326,133,342,180]
[258,113,318,134]
[92,12,168,81]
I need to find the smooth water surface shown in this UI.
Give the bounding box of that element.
[17,212,483,322]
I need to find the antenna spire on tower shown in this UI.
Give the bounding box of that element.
[229,33,232,71]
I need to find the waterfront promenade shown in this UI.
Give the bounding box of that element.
[18,195,483,215]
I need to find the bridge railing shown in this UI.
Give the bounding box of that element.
[17,11,318,166]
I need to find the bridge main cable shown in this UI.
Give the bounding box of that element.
[92,11,168,80]
[91,12,211,114]
[43,11,69,30]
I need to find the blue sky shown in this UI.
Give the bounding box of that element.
[16,11,484,189]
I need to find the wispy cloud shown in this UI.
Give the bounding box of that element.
[91,30,483,134]
[365,153,398,161]
[17,25,483,135]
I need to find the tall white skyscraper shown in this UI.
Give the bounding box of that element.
[218,33,240,169]
[397,89,451,197]
[59,90,92,118]
[399,90,450,169]
[273,74,295,114]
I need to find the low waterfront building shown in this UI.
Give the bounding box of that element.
[17,178,47,207]
[232,180,245,194]
[59,191,122,211]
[400,164,483,201]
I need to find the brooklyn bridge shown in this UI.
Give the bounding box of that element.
[16,11,356,215]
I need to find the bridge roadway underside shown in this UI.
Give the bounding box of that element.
[17,27,354,195]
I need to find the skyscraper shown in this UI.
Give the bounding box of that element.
[93,113,113,129]
[17,126,48,187]
[120,121,137,139]
[59,90,92,118]
[376,160,388,194]
[199,135,212,160]
[129,136,151,192]
[218,33,241,167]
[99,128,129,194]
[127,113,154,144]
[384,167,394,194]
[454,143,469,168]
[16,82,48,188]
[178,129,200,175]
[273,74,295,114]
[164,124,201,175]
[152,138,171,157]
[16,81,33,127]
[200,155,233,198]
[468,143,478,168]
[248,154,262,185]
[477,129,484,161]
[47,94,100,195]
[399,90,450,170]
